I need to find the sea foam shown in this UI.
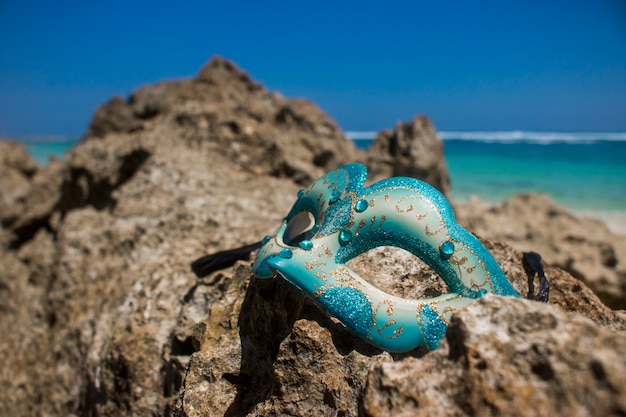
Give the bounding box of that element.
[346,130,626,144]
[438,131,626,144]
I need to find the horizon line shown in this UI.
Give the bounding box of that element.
[346,130,626,142]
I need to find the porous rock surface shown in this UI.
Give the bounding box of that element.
[363,294,626,417]
[366,115,451,195]
[1,57,625,417]
[84,56,363,186]
[0,140,38,225]
[177,242,626,417]
[455,194,626,309]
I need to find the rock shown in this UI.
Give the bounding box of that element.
[1,140,150,249]
[176,262,393,417]
[1,56,625,417]
[0,141,38,228]
[83,56,364,186]
[85,95,140,138]
[196,55,264,90]
[0,56,361,416]
[363,295,626,417]
[174,242,626,417]
[0,140,38,176]
[455,193,626,309]
[366,115,451,195]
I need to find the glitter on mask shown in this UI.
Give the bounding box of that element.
[318,287,372,338]
[419,304,447,350]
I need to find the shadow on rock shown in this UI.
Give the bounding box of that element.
[224,276,306,416]
[225,269,429,416]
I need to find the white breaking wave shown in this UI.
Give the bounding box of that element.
[345,131,377,140]
[438,131,626,143]
[346,130,626,143]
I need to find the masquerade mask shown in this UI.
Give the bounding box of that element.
[253,163,519,352]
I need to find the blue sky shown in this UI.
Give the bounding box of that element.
[0,0,624,138]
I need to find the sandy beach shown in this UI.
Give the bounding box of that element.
[577,211,626,236]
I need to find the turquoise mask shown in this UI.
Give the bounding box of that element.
[253,163,519,352]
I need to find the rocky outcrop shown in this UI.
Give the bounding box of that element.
[85,56,363,186]
[366,115,451,195]
[455,193,626,309]
[0,141,38,228]
[176,242,626,417]
[1,57,625,417]
[363,294,626,417]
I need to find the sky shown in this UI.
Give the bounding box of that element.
[0,0,625,139]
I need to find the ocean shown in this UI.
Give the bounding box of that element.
[350,131,626,216]
[22,140,76,166]
[19,132,626,216]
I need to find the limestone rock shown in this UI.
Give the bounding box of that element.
[174,241,626,417]
[1,140,150,249]
[366,115,451,195]
[176,262,393,417]
[455,193,626,309]
[85,95,139,138]
[363,295,626,417]
[0,56,360,416]
[0,141,38,227]
[83,56,363,186]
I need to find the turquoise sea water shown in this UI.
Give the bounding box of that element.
[16,132,626,214]
[23,141,77,165]
[445,139,626,212]
[352,132,626,214]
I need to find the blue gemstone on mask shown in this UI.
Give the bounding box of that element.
[299,240,313,250]
[471,288,488,299]
[262,235,272,245]
[440,240,455,258]
[330,191,341,204]
[297,189,305,198]
[339,228,353,245]
[279,248,293,259]
[355,199,369,212]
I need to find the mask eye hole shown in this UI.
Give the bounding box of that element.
[283,211,316,247]
[347,246,450,299]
